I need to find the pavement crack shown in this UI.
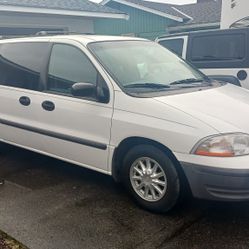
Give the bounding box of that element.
[155,214,205,249]
[3,180,33,192]
[133,209,206,249]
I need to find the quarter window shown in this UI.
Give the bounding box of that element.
[48,44,98,95]
[0,42,48,90]
[159,38,184,56]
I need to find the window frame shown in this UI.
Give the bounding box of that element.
[187,30,249,69]
[44,42,110,103]
[0,41,51,92]
[87,40,209,99]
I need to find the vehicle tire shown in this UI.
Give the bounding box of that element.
[0,142,8,153]
[121,144,180,213]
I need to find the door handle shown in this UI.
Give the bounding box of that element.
[42,101,55,111]
[19,96,31,106]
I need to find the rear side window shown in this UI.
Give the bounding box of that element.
[47,44,98,95]
[159,38,184,56]
[189,33,246,68]
[0,42,48,90]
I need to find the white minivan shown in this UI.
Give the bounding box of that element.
[156,28,249,89]
[1,34,249,213]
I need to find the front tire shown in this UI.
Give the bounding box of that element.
[121,145,180,213]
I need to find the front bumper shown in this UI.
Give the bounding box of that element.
[181,162,249,201]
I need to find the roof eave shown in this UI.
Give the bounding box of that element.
[169,22,220,32]
[0,5,129,20]
[101,0,183,22]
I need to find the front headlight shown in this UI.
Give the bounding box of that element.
[192,133,249,157]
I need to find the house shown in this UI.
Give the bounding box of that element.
[168,0,222,33]
[0,0,128,37]
[221,0,249,29]
[95,0,222,40]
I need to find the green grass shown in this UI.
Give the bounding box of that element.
[0,231,28,249]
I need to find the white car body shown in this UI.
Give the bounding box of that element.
[1,35,249,206]
[156,28,249,89]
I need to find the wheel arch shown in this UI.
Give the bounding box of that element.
[112,136,190,192]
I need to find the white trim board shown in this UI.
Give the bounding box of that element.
[172,7,193,21]
[0,5,129,20]
[101,0,183,22]
[168,22,220,32]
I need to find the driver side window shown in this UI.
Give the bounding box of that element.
[47,44,97,95]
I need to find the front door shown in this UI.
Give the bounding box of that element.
[37,41,113,173]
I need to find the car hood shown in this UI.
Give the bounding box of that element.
[154,84,249,133]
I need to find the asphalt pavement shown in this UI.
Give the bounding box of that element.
[0,145,248,249]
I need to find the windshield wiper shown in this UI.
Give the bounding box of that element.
[124,83,170,89]
[170,78,205,86]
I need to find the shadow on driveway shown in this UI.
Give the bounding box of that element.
[0,145,248,249]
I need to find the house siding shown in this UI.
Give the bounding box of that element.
[0,11,94,36]
[94,2,178,40]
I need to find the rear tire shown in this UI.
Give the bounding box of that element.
[121,144,180,213]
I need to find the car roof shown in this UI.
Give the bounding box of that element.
[157,27,249,40]
[0,34,147,46]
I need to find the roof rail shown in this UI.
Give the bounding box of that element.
[35,30,69,36]
[0,31,94,40]
[35,30,93,36]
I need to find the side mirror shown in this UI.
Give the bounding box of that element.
[208,75,241,87]
[71,82,95,97]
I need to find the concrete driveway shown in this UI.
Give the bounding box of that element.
[0,145,249,249]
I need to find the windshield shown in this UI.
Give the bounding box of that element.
[88,40,208,93]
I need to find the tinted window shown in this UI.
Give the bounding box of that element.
[190,34,245,61]
[159,39,184,56]
[48,44,98,95]
[0,42,48,90]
